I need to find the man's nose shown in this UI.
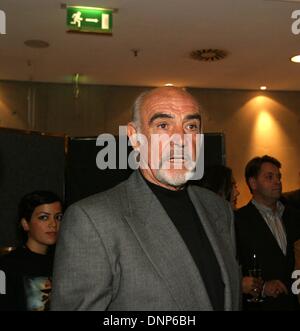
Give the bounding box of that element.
[274,176,281,184]
[172,127,186,146]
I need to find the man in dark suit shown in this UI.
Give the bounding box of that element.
[51,87,241,311]
[235,155,300,310]
[282,187,300,211]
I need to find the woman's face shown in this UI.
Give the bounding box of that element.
[21,201,63,253]
[230,177,240,210]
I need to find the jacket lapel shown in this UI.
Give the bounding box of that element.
[123,171,213,310]
[248,202,286,258]
[188,186,235,311]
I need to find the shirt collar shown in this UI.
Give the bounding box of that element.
[252,199,285,218]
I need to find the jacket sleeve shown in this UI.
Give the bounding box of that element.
[50,203,114,311]
[226,202,237,259]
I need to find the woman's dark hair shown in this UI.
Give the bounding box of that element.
[18,190,63,244]
[19,190,63,222]
[198,165,233,201]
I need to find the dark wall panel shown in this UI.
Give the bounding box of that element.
[204,133,226,168]
[0,129,65,246]
[65,137,133,206]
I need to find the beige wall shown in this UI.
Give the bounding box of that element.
[0,81,29,130]
[33,83,147,136]
[190,89,300,207]
[1,81,300,207]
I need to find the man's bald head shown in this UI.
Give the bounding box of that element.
[132,87,200,127]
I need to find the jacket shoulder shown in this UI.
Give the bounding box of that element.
[234,203,259,231]
[190,184,227,205]
[72,178,128,212]
[189,185,233,224]
[235,203,253,217]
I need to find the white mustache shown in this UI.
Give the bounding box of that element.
[161,151,193,163]
[159,150,195,170]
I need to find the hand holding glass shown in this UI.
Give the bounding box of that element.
[247,268,264,303]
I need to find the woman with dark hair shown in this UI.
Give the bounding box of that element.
[0,191,63,311]
[199,165,240,210]
[199,165,263,297]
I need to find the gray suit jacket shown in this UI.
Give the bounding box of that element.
[51,171,241,311]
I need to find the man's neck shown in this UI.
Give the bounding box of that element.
[252,195,277,212]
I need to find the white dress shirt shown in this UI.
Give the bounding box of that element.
[252,199,287,256]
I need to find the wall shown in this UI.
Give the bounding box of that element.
[1,80,300,207]
[189,88,300,206]
[0,81,29,130]
[33,83,146,136]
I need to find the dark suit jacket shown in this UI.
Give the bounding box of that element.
[235,202,300,310]
[282,189,300,211]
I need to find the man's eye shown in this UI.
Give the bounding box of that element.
[38,215,48,221]
[157,123,168,129]
[186,124,199,131]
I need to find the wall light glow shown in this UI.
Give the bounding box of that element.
[241,96,290,165]
[250,97,286,158]
[256,111,273,133]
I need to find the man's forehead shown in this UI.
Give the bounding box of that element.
[260,162,281,173]
[142,92,200,113]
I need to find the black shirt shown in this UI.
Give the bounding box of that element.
[147,180,225,310]
[0,246,54,311]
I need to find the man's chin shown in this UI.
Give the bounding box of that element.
[271,192,282,199]
[156,169,193,187]
[265,193,281,203]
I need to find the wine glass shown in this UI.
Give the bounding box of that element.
[247,267,264,303]
[247,254,264,303]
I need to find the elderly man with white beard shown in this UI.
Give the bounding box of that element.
[51,87,240,311]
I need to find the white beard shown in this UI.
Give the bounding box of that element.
[155,168,195,187]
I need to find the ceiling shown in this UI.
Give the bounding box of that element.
[1,0,300,90]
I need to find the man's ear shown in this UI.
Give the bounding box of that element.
[21,218,30,232]
[127,122,140,150]
[248,177,257,192]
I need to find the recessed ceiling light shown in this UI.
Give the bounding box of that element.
[164,83,174,86]
[260,86,267,90]
[24,40,50,48]
[291,55,300,63]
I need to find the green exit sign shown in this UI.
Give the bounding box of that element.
[67,6,113,34]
